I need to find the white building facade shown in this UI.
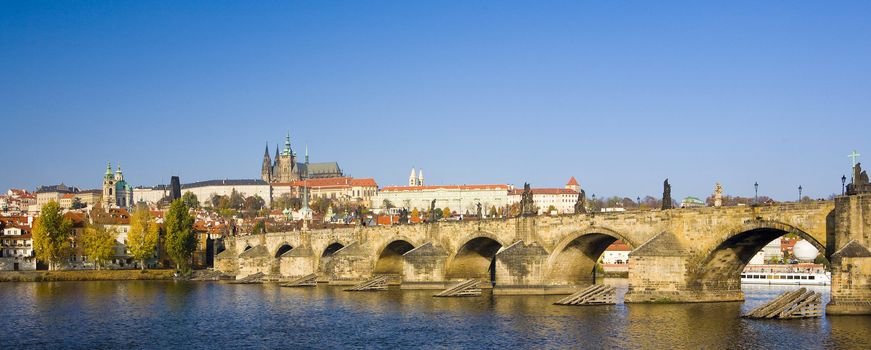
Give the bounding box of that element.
[374,184,511,214]
[0,226,35,270]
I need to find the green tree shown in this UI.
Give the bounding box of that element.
[163,199,196,270]
[128,207,159,270]
[181,191,200,209]
[382,199,395,209]
[209,194,224,208]
[32,201,72,270]
[546,205,557,215]
[82,223,117,270]
[442,207,451,218]
[228,189,244,210]
[311,197,333,215]
[243,195,266,217]
[489,206,497,218]
[411,208,420,220]
[253,220,266,234]
[70,197,87,210]
[432,208,444,220]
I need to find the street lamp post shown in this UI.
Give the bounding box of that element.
[637,196,641,210]
[842,175,847,195]
[592,194,596,212]
[754,182,759,205]
[798,185,802,202]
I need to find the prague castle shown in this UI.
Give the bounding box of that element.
[261,134,343,183]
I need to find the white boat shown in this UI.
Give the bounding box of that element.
[740,271,831,286]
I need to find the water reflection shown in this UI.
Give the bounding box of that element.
[1,280,869,349]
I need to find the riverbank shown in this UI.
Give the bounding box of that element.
[0,269,176,282]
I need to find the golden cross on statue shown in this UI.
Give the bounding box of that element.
[848,150,861,167]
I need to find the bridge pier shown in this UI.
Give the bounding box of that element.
[323,242,374,285]
[400,243,450,289]
[494,240,574,295]
[278,246,317,278]
[624,231,743,303]
[827,195,871,315]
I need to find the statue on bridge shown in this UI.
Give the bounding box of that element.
[847,162,871,195]
[574,189,587,214]
[398,208,409,224]
[662,179,674,210]
[713,183,723,207]
[429,199,437,222]
[520,182,536,217]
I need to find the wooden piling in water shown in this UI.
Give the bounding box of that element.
[554,284,616,306]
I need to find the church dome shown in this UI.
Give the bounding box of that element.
[793,240,818,262]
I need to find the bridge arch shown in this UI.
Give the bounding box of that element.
[317,242,346,274]
[691,220,826,292]
[546,226,634,286]
[373,238,417,275]
[321,242,345,257]
[445,232,506,284]
[274,243,294,258]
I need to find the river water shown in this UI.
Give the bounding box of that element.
[1,279,869,349]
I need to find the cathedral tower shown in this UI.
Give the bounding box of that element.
[261,143,272,182]
[271,133,299,183]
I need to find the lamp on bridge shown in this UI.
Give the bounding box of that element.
[754,182,759,205]
[637,196,641,210]
[842,175,847,195]
[798,185,802,202]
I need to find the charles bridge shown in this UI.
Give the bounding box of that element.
[215,194,871,315]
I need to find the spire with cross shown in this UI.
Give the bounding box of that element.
[849,150,861,167]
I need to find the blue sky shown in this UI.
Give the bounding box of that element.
[1,1,869,201]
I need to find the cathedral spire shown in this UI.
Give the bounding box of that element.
[409,167,417,186]
[261,142,273,182]
[283,132,292,157]
[105,161,112,178]
[274,143,279,164]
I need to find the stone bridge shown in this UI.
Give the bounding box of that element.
[215,194,871,315]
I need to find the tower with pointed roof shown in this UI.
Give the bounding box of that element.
[409,168,417,186]
[261,143,273,182]
[103,161,117,207]
[271,133,300,183]
[566,176,581,193]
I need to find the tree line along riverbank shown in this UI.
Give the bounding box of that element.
[0,269,176,282]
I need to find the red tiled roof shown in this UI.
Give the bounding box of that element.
[350,178,377,187]
[63,212,87,225]
[567,176,579,186]
[381,184,510,192]
[605,241,631,251]
[0,216,29,226]
[508,188,578,195]
[61,193,76,199]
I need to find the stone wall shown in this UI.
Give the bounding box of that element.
[827,195,871,314]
